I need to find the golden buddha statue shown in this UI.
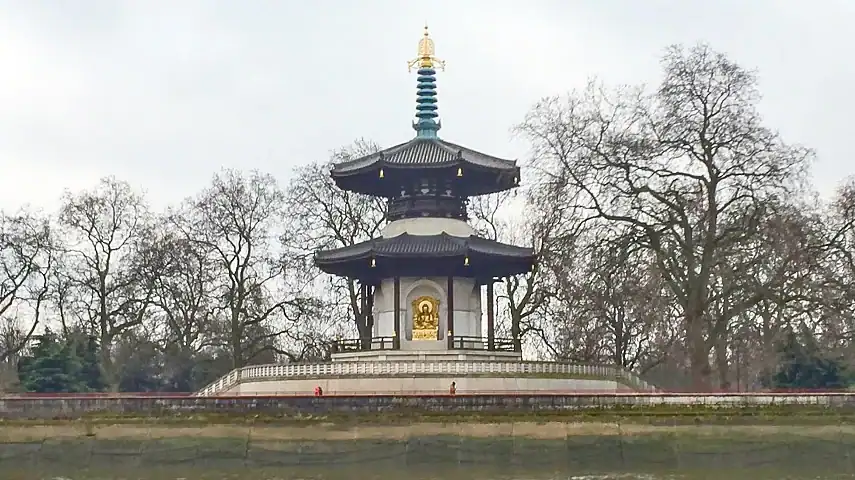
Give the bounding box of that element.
[412,296,439,340]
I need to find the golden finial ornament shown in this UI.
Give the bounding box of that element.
[408,25,445,72]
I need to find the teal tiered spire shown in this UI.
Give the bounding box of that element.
[407,26,446,139]
[414,66,439,137]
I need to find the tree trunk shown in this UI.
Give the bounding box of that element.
[686,311,712,391]
[230,311,243,369]
[511,313,522,352]
[99,335,119,392]
[714,334,731,392]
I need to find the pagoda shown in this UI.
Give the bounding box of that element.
[314,27,535,361]
[193,29,657,396]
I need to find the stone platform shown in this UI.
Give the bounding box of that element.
[195,352,657,396]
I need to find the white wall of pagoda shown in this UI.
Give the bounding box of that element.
[373,276,482,350]
[381,218,473,238]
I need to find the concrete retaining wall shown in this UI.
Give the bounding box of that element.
[2,393,855,420]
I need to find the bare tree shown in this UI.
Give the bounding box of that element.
[516,44,812,389]
[285,139,385,340]
[0,210,53,363]
[828,178,855,306]
[513,182,591,358]
[143,220,220,380]
[568,233,670,370]
[57,177,155,390]
[177,169,322,368]
[149,223,217,352]
[468,190,552,353]
[821,178,855,362]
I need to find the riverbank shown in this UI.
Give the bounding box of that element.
[2,420,855,442]
[3,401,855,478]
[1,421,853,479]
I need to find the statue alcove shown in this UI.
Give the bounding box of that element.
[404,280,446,341]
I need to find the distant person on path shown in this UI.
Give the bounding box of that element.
[314,385,324,396]
[449,382,456,395]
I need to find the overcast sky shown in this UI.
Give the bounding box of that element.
[1,0,852,212]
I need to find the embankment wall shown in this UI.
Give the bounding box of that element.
[2,393,855,420]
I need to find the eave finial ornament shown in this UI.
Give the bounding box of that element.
[408,25,445,72]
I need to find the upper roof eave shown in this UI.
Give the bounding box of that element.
[329,138,519,177]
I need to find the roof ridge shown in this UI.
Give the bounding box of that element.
[332,139,413,169]
[384,137,423,156]
[436,138,517,165]
[431,139,464,158]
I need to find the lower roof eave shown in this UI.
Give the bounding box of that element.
[331,168,521,198]
[315,259,534,282]
[313,233,533,262]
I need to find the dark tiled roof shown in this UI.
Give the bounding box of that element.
[331,138,517,174]
[314,233,533,264]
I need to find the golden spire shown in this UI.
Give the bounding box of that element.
[408,25,445,72]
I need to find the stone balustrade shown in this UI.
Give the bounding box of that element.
[195,360,658,396]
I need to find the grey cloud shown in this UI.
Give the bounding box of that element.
[0,0,851,211]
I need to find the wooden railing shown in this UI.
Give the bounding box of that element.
[387,195,467,221]
[450,335,517,352]
[329,336,397,354]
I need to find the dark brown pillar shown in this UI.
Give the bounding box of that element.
[487,280,495,351]
[512,297,521,353]
[393,277,401,349]
[359,283,368,349]
[366,285,375,337]
[447,276,454,349]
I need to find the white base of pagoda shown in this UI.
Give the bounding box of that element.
[373,276,482,343]
[381,217,474,238]
[196,358,648,396]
